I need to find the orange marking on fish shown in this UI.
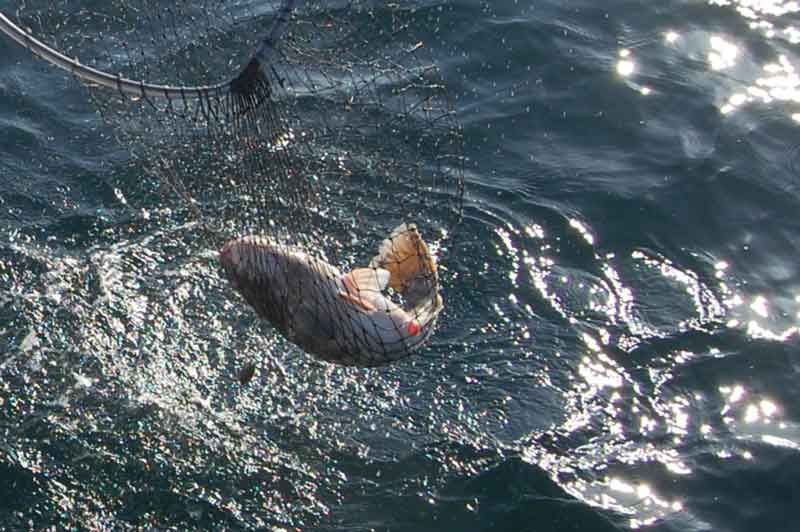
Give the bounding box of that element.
[338,290,376,311]
[338,275,377,311]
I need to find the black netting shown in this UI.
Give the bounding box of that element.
[1,0,464,366]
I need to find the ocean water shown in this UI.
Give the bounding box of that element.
[2,1,800,531]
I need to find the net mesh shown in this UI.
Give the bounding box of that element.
[1,0,464,367]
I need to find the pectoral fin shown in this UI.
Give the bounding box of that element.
[338,268,389,312]
[344,267,390,293]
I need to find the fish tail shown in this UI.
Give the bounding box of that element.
[370,223,440,312]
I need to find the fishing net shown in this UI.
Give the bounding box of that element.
[0,0,464,367]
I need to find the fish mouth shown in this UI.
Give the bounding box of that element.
[218,242,242,287]
[218,241,240,269]
[218,248,232,272]
[219,237,279,289]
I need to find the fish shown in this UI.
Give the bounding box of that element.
[219,223,443,367]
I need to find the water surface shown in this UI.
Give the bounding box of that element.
[2,1,800,530]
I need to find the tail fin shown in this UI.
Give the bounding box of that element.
[370,223,440,312]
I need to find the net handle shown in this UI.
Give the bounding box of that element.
[0,0,297,100]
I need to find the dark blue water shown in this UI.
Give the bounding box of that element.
[3,1,800,530]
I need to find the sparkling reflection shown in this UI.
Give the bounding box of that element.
[514,195,800,528]
[721,54,800,114]
[617,50,635,77]
[708,35,739,70]
[706,0,800,117]
[665,31,680,44]
[710,0,800,19]
[718,384,799,455]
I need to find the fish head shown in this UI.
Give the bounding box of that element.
[219,240,244,291]
[220,236,343,319]
[218,237,295,307]
[219,236,288,286]
[219,240,242,274]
